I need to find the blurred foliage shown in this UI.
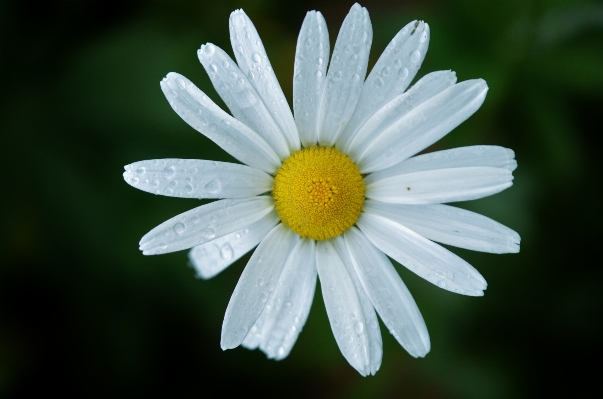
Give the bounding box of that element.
[1,0,602,398]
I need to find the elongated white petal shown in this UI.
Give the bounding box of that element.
[221,224,299,350]
[229,10,300,153]
[243,239,317,360]
[198,44,290,159]
[338,20,430,151]
[332,236,382,375]
[317,4,372,146]
[357,212,487,296]
[366,166,513,204]
[357,79,489,173]
[364,200,520,254]
[124,159,273,199]
[364,145,517,186]
[160,73,280,173]
[345,71,457,160]
[343,227,430,358]
[139,197,273,255]
[293,11,329,147]
[189,211,280,279]
[316,240,372,376]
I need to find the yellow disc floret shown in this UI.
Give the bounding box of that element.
[273,146,365,241]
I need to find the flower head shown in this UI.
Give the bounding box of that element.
[124,3,520,376]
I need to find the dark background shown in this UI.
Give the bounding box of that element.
[1,0,602,397]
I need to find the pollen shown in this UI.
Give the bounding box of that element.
[273,146,365,241]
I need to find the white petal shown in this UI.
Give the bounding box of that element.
[229,10,300,153]
[188,211,280,279]
[293,11,329,147]
[139,196,273,255]
[243,239,317,360]
[317,4,372,146]
[124,159,273,199]
[338,20,431,151]
[366,166,513,204]
[357,212,487,296]
[332,236,382,375]
[345,71,457,161]
[357,79,489,173]
[364,200,520,254]
[343,227,430,358]
[160,73,280,173]
[221,223,299,350]
[316,240,372,376]
[198,44,290,159]
[364,145,517,186]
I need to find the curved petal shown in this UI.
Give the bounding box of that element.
[198,44,290,159]
[345,71,457,161]
[366,166,513,204]
[221,224,299,350]
[343,227,430,358]
[364,145,517,186]
[317,3,372,146]
[243,239,317,360]
[316,240,372,376]
[338,20,431,151]
[293,11,329,147]
[124,159,273,199]
[357,212,487,296]
[160,73,280,173]
[188,211,280,279]
[364,200,520,254]
[139,196,273,255]
[229,10,300,153]
[332,236,382,375]
[357,79,489,173]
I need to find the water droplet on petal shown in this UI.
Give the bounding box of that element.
[352,73,360,83]
[205,179,221,194]
[199,227,216,239]
[354,321,364,334]
[204,44,215,55]
[398,67,409,80]
[209,64,218,73]
[220,243,234,260]
[173,222,185,234]
[410,50,421,63]
[177,78,186,89]
[251,53,262,63]
[315,70,322,78]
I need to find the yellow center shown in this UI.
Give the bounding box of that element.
[273,146,365,241]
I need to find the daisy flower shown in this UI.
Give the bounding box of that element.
[123,3,520,376]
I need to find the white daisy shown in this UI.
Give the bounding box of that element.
[123,3,520,376]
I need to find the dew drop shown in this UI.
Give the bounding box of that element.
[135,167,145,175]
[251,53,262,63]
[381,66,390,75]
[173,222,185,234]
[284,301,292,308]
[220,244,234,260]
[354,321,364,334]
[316,57,323,65]
[209,64,218,73]
[315,70,322,78]
[257,278,265,286]
[410,50,421,63]
[163,187,173,195]
[185,184,193,193]
[304,38,312,47]
[204,44,215,55]
[205,179,221,194]
[248,71,255,80]
[375,77,384,87]
[129,177,138,185]
[334,70,342,80]
[277,346,285,357]
[398,67,409,80]
[151,180,159,187]
[199,228,216,239]
[235,44,244,53]
[437,280,447,288]
[177,78,186,89]
[393,59,402,68]
[228,71,237,79]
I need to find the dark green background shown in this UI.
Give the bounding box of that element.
[2,0,602,397]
